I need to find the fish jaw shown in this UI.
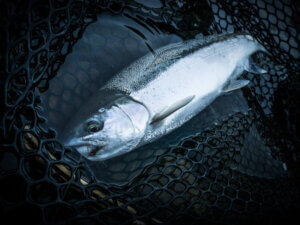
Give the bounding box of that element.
[65,137,107,158]
[86,138,144,161]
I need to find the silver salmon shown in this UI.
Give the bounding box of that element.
[63,33,267,161]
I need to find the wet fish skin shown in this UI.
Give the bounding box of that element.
[64,33,267,161]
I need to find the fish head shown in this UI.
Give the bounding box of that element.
[63,92,150,161]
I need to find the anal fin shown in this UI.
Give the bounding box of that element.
[151,95,195,124]
[222,79,249,93]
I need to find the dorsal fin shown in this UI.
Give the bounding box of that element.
[150,95,195,124]
[146,42,183,69]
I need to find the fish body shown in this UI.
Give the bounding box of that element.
[63,33,267,161]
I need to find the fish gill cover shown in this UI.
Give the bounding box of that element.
[0,0,299,225]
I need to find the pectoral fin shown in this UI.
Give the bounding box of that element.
[151,95,195,124]
[222,79,250,93]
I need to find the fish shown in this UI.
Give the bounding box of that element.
[62,33,268,161]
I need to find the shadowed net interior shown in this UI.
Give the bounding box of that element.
[1,0,299,224]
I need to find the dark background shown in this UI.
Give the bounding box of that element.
[1,0,299,224]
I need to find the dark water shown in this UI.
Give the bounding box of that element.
[2,0,300,224]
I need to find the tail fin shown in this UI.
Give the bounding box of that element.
[244,56,267,74]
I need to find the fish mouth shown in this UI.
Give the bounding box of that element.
[88,145,104,157]
[64,138,106,157]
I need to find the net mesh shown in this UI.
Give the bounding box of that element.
[1,0,300,224]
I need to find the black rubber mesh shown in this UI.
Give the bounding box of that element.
[1,0,300,224]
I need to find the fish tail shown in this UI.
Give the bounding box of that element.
[244,56,267,74]
[244,41,270,74]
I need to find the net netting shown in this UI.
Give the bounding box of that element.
[1,0,299,224]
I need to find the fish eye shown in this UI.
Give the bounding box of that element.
[86,120,104,133]
[99,108,105,113]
